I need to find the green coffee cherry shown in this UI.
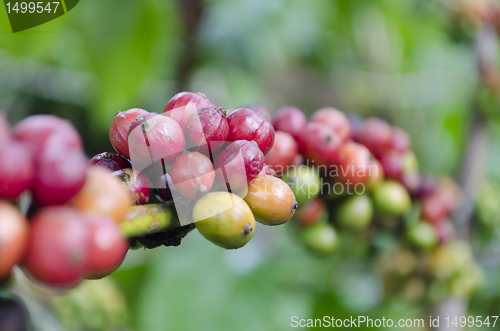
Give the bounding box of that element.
[302,222,339,255]
[334,194,373,231]
[372,180,411,216]
[406,221,438,250]
[402,151,419,173]
[282,166,321,206]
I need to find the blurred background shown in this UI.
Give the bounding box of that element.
[2,0,500,330]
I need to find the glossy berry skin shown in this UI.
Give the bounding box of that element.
[13,115,83,155]
[294,198,327,227]
[358,117,392,156]
[215,140,264,190]
[83,215,129,279]
[90,152,131,171]
[336,142,372,185]
[273,107,307,140]
[163,92,215,129]
[0,141,34,199]
[24,207,90,288]
[70,167,132,224]
[378,150,404,180]
[310,107,351,142]
[259,164,273,176]
[128,113,185,164]
[109,108,148,159]
[390,127,412,153]
[244,103,272,122]
[170,152,215,199]
[193,192,255,249]
[226,108,275,155]
[0,112,10,141]
[113,169,151,205]
[32,147,88,206]
[0,201,29,279]
[185,106,228,154]
[372,180,411,217]
[298,123,342,166]
[264,131,298,176]
[302,222,339,256]
[243,175,298,226]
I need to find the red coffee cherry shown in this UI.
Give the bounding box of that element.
[0,201,29,279]
[244,103,272,122]
[298,123,342,166]
[273,106,307,141]
[310,107,351,142]
[113,168,151,205]
[109,108,148,159]
[390,127,412,153]
[226,108,275,155]
[421,193,448,224]
[163,92,215,129]
[265,131,298,176]
[24,207,91,288]
[215,140,264,190]
[0,140,34,199]
[185,106,229,155]
[336,142,372,185]
[170,152,215,199]
[90,152,131,171]
[294,198,327,227]
[358,117,392,156]
[378,150,404,180]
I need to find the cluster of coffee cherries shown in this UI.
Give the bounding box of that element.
[0,113,132,289]
[260,106,483,301]
[103,92,297,250]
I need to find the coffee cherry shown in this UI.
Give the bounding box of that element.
[402,151,419,173]
[378,150,403,180]
[128,113,185,164]
[14,115,83,155]
[243,175,297,226]
[336,142,372,185]
[184,106,228,154]
[310,107,351,142]
[32,147,88,206]
[244,103,272,122]
[83,215,129,279]
[113,169,151,205]
[293,198,327,227]
[0,141,34,199]
[390,127,412,153]
[298,123,342,166]
[413,174,437,199]
[401,171,421,197]
[170,152,215,199]
[406,221,438,250]
[163,92,215,129]
[90,152,131,171]
[109,108,148,159]
[434,219,456,244]
[302,222,339,255]
[70,167,132,224]
[282,166,321,206]
[436,177,462,213]
[193,192,255,249]
[215,140,264,190]
[0,112,10,142]
[421,193,448,224]
[366,159,384,191]
[226,108,275,155]
[0,201,29,279]
[24,207,90,287]
[264,131,298,175]
[259,164,274,176]
[372,180,411,216]
[273,106,307,140]
[358,117,392,156]
[335,194,374,231]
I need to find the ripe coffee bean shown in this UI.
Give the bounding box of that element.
[335,194,374,231]
[310,107,351,142]
[193,192,255,249]
[83,215,129,279]
[24,207,90,287]
[293,198,327,227]
[302,222,339,255]
[109,108,148,159]
[226,108,275,155]
[243,175,297,226]
[390,127,412,153]
[113,168,151,205]
[264,131,298,176]
[298,123,342,166]
[273,106,307,140]
[358,117,392,156]
[215,140,264,190]
[378,150,403,180]
[184,106,228,154]
[163,92,215,129]
[406,221,438,250]
[0,201,29,279]
[421,193,448,224]
[244,103,272,122]
[32,147,88,206]
[70,167,132,224]
[14,115,83,155]
[0,141,34,199]
[90,152,131,171]
[336,142,372,185]
[372,180,411,216]
[170,152,215,199]
[0,112,10,141]
[128,113,185,164]
[282,166,321,206]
